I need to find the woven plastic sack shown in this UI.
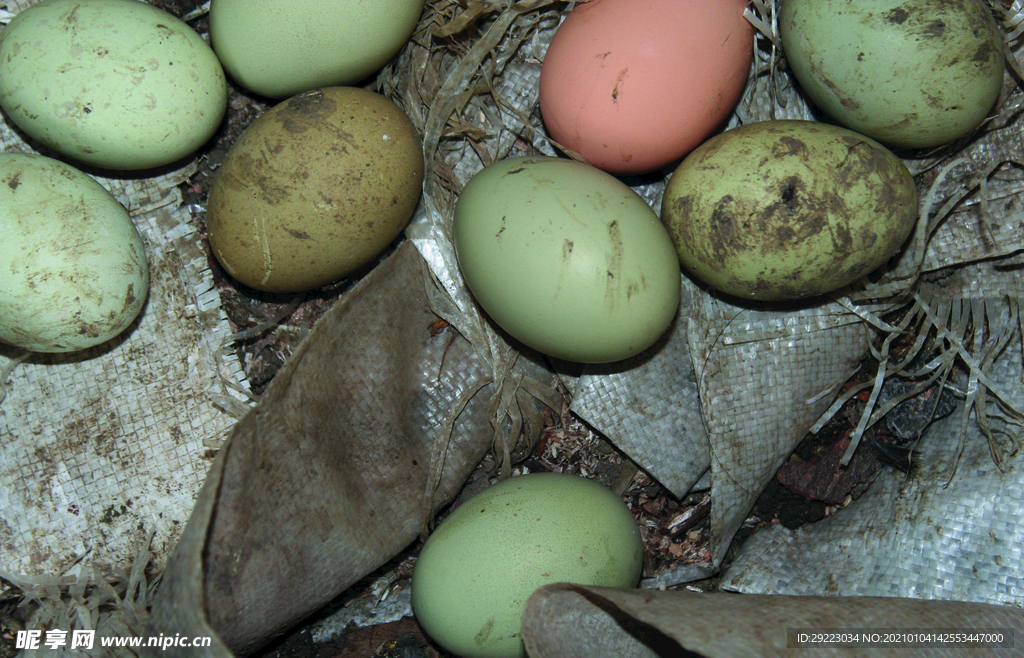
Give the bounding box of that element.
[143,240,555,656]
[521,583,1024,658]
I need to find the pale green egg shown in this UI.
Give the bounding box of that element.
[0,0,226,170]
[210,0,425,99]
[0,153,149,353]
[411,473,644,658]
[453,156,681,364]
[780,0,1005,149]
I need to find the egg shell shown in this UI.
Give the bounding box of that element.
[539,0,753,175]
[0,153,149,353]
[780,0,1005,149]
[0,0,227,170]
[661,120,918,301]
[453,156,681,364]
[206,87,424,293]
[210,0,425,99]
[411,473,644,658]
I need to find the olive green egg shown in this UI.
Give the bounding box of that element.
[411,473,644,658]
[207,87,424,293]
[661,120,918,301]
[780,0,1005,149]
[453,156,681,364]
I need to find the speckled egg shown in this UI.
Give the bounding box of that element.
[0,153,149,352]
[412,473,644,658]
[210,0,425,99]
[661,120,919,301]
[780,0,1005,149]
[0,0,227,170]
[206,87,424,293]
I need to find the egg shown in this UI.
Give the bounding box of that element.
[0,0,227,171]
[206,87,424,293]
[0,153,149,353]
[453,156,680,364]
[210,0,425,99]
[539,0,753,175]
[660,120,918,301]
[412,473,644,658]
[780,0,1005,149]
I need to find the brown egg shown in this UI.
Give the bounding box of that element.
[207,86,424,293]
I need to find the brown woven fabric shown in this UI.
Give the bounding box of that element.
[144,242,549,655]
[523,584,1024,658]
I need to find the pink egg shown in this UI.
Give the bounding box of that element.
[539,0,753,176]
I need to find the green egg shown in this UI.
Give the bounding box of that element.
[661,120,918,301]
[0,153,149,352]
[780,0,1005,149]
[0,0,226,170]
[411,473,644,658]
[453,156,681,364]
[210,0,425,99]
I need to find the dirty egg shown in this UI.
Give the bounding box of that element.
[0,153,149,353]
[412,473,643,658]
[453,156,680,364]
[211,0,425,99]
[539,0,753,175]
[661,120,918,301]
[0,0,227,170]
[206,87,424,293]
[780,0,1005,149]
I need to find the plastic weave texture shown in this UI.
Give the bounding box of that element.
[0,1,249,578]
